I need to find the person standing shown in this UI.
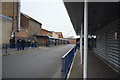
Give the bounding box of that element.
[17,39,20,51]
[31,40,35,49]
[21,39,25,50]
[10,38,13,48]
[35,41,37,48]
[19,39,22,50]
[76,41,80,50]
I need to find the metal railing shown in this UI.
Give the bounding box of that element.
[61,46,77,80]
[2,42,39,54]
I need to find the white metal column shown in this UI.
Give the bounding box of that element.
[83,0,88,79]
[80,24,83,64]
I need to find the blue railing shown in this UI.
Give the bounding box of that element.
[0,14,13,21]
[61,46,77,80]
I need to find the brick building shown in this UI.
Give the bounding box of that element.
[51,31,59,38]
[15,13,29,38]
[16,13,42,39]
[40,28,52,37]
[1,1,42,45]
[55,32,63,38]
[1,2,19,45]
[68,39,76,44]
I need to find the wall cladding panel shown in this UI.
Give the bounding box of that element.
[94,18,120,72]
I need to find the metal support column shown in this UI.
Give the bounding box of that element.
[83,0,88,79]
[80,24,83,64]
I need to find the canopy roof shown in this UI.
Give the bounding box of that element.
[64,1,120,35]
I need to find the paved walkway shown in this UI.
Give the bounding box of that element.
[3,44,75,78]
[68,50,120,79]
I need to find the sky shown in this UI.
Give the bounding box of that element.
[21,0,79,38]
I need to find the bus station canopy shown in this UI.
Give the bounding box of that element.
[63,1,120,35]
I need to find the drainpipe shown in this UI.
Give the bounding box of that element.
[17,1,21,32]
[11,1,15,38]
[83,0,88,79]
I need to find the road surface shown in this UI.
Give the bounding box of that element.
[2,44,75,78]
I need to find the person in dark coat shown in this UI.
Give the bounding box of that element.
[34,41,37,48]
[76,41,80,50]
[17,39,21,51]
[10,38,15,48]
[28,40,31,48]
[26,40,29,49]
[10,38,13,48]
[21,39,26,50]
[31,40,35,49]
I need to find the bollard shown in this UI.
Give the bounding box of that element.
[5,44,8,53]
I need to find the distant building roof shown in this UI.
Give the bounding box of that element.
[40,28,53,37]
[55,32,63,38]
[21,12,42,25]
[40,28,52,33]
[35,35,67,40]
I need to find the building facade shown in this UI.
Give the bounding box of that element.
[16,13,42,40]
[15,13,29,38]
[68,39,76,44]
[94,19,120,72]
[1,1,42,45]
[52,31,59,38]
[40,28,52,37]
[2,2,18,45]
[29,18,41,37]
[55,32,63,38]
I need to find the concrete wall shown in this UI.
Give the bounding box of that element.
[2,17,12,44]
[94,18,120,72]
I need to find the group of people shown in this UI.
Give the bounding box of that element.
[10,38,16,48]
[9,38,38,51]
[16,39,26,51]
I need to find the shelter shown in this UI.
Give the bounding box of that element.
[63,0,120,78]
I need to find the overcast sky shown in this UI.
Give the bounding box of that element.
[21,0,79,38]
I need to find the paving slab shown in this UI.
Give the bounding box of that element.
[68,50,120,79]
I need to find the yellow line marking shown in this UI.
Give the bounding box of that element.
[66,49,78,80]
